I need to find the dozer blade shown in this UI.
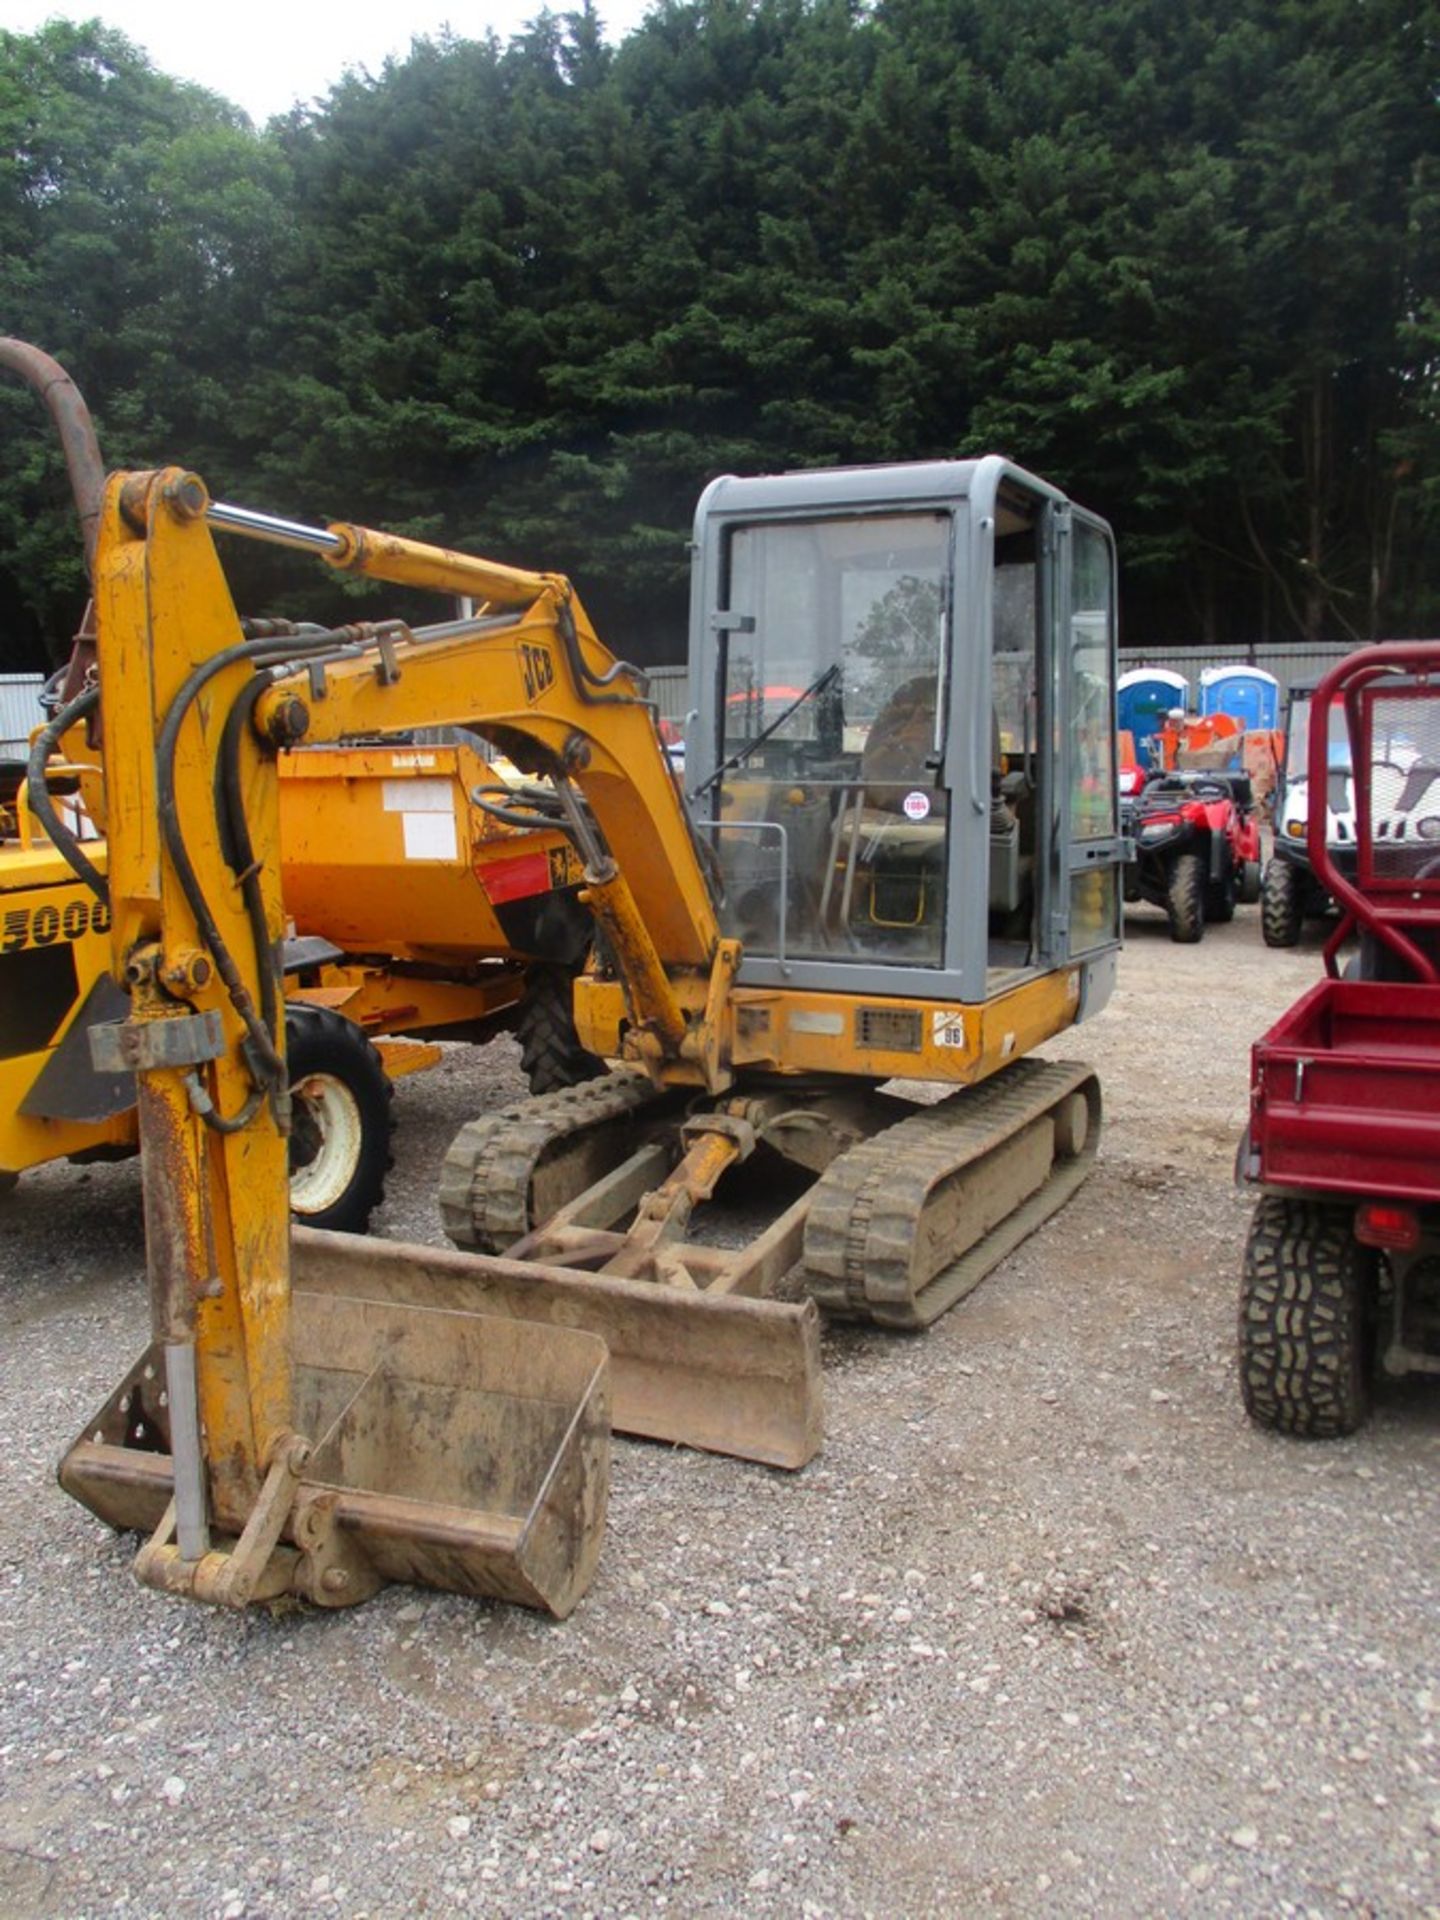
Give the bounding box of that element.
[59,1292,610,1619]
[293,1225,824,1471]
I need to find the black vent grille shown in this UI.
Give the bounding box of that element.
[856,1006,922,1052]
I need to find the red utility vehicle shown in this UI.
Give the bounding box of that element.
[1238,642,1440,1435]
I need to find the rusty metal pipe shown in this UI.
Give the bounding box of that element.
[0,338,105,573]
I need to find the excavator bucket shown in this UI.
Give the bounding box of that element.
[60,1291,609,1618]
[293,1226,825,1471]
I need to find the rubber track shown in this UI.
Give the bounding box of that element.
[801,1058,1100,1330]
[438,1071,662,1253]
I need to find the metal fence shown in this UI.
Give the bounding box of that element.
[1120,642,1352,700]
[0,673,43,759]
[650,647,1358,730]
[648,664,691,724]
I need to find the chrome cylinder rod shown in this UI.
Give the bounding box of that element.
[205,500,344,557]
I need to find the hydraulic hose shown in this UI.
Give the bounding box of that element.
[155,627,367,1095]
[25,684,108,905]
[215,671,282,1064]
[469,781,572,834]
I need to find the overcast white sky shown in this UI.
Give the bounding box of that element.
[3,0,657,122]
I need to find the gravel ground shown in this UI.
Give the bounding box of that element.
[2,901,1437,1919]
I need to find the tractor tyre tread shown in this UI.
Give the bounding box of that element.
[516,967,606,1097]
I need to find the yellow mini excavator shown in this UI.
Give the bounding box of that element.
[47,434,1121,1619]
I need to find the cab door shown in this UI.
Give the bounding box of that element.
[1055,508,1123,961]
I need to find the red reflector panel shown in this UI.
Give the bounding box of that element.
[477,851,552,905]
[1355,1202,1420,1251]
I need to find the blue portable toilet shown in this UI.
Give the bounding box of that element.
[1117,668,1189,768]
[1199,665,1279,735]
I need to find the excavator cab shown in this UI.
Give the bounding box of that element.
[687,458,1123,1013]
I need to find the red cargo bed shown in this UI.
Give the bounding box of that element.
[1250,977,1440,1203]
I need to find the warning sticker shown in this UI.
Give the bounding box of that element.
[932,1011,965,1049]
[902,790,932,821]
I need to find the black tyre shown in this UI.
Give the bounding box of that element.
[284,1004,394,1233]
[516,967,606,1096]
[1238,1195,1375,1437]
[1205,867,1236,924]
[1261,858,1303,947]
[0,1170,17,1199]
[1238,858,1262,906]
[1165,851,1205,943]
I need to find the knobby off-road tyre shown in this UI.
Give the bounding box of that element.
[285,1004,395,1233]
[1165,850,1206,943]
[1238,1195,1375,1437]
[1239,858,1263,906]
[1261,857,1303,948]
[516,966,606,1096]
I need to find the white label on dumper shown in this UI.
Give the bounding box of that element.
[382,778,451,812]
[382,778,458,860]
[401,812,458,860]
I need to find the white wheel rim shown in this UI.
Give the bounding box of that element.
[288,1073,363,1215]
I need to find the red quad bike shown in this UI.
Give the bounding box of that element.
[1121,767,1262,942]
[1238,641,1440,1436]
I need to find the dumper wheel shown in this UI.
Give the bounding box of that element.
[285,1004,395,1233]
[1238,1195,1375,1437]
[0,1170,17,1199]
[516,967,606,1096]
[1261,858,1302,947]
[1165,851,1205,942]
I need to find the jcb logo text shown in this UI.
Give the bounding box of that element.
[520,642,556,704]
